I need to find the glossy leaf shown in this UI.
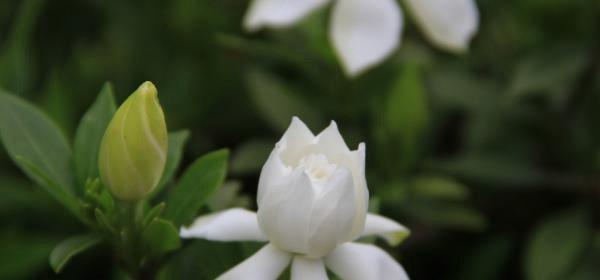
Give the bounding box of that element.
[49,233,103,273]
[0,90,75,192]
[142,218,181,254]
[143,202,166,228]
[153,130,190,196]
[74,82,116,187]
[164,149,229,226]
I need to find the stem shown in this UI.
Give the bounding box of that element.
[116,200,145,279]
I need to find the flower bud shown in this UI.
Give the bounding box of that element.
[256,117,369,258]
[98,81,168,201]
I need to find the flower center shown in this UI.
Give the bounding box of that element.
[298,153,337,184]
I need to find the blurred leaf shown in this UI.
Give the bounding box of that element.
[165,149,229,226]
[153,130,190,195]
[230,139,272,175]
[142,218,181,254]
[411,176,469,201]
[40,73,77,136]
[427,68,500,111]
[568,233,600,280]
[0,0,44,94]
[49,233,103,273]
[207,180,251,211]
[74,82,116,188]
[158,239,245,280]
[0,90,75,192]
[384,64,428,170]
[525,207,592,280]
[427,155,543,187]
[508,47,587,107]
[246,68,323,131]
[0,176,58,215]
[460,235,513,280]
[406,201,486,231]
[0,233,55,279]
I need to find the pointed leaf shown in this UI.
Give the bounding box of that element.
[143,202,166,228]
[246,69,323,131]
[152,130,190,196]
[74,82,116,187]
[49,233,103,273]
[383,64,428,171]
[165,149,229,226]
[142,218,181,254]
[15,156,87,223]
[0,90,75,193]
[525,208,592,280]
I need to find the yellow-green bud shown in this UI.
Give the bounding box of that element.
[98,81,168,201]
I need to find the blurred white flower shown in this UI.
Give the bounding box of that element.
[181,117,410,280]
[243,0,479,77]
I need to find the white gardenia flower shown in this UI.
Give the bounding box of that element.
[243,0,479,77]
[181,117,410,280]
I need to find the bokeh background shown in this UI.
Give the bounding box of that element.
[1,0,599,279]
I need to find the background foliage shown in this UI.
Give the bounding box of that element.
[0,0,599,279]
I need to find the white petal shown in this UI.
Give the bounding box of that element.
[257,169,316,254]
[217,243,292,280]
[362,214,410,246]
[316,121,350,152]
[306,167,357,257]
[180,208,267,242]
[403,0,479,52]
[326,242,409,280]
[330,0,403,76]
[291,256,328,280]
[243,0,330,32]
[258,117,314,203]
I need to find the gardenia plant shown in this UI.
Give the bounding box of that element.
[181,117,410,279]
[244,0,479,76]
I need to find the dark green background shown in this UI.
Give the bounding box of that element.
[0,0,599,279]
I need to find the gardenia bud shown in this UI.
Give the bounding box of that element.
[257,117,369,258]
[98,81,168,201]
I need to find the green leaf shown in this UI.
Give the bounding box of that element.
[525,208,592,280]
[49,233,103,273]
[230,139,272,175]
[165,149,229,226]
[0,233,56,279]
[158,240,245,280]
[0,90,75,193]
[142,218,181,254]
[0,0,45,94]
[143,202,166,228]
[459,235,514,280]
[15,156,86,223]
[153,130,190,196]
[383,64,428,171]
[74,82,116,187]
[405,201,486,231]
[411,176,469,201]
[206,180,251,211]
[427,155,544,187]
[246,69,323,131]
[508,47,587,107]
